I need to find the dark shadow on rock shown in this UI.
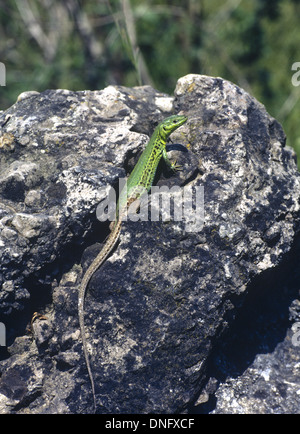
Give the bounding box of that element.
[190,232,300,413]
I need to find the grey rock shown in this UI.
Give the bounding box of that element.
[0,75,299,414]
[212,331,300,414]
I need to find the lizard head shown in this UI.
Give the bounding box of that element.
[158,115,187,140]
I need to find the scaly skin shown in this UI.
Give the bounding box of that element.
[78,114,187,412]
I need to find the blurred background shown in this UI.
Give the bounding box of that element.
[0,0,300,161]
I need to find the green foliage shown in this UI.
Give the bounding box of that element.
[0,0,299,165]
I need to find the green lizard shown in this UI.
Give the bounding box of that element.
[78,114,188,412]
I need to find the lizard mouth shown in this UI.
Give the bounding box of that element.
[177,115,188,126]
[175,115,188,127]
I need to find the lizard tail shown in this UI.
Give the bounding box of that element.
[78,219,122,413]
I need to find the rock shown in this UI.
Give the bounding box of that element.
[212,332,300,414]
[0,75,300,414]
[195,235,300,414]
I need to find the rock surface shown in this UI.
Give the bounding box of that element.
[0,74,299,414]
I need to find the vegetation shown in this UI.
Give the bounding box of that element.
[0,0,300,159]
